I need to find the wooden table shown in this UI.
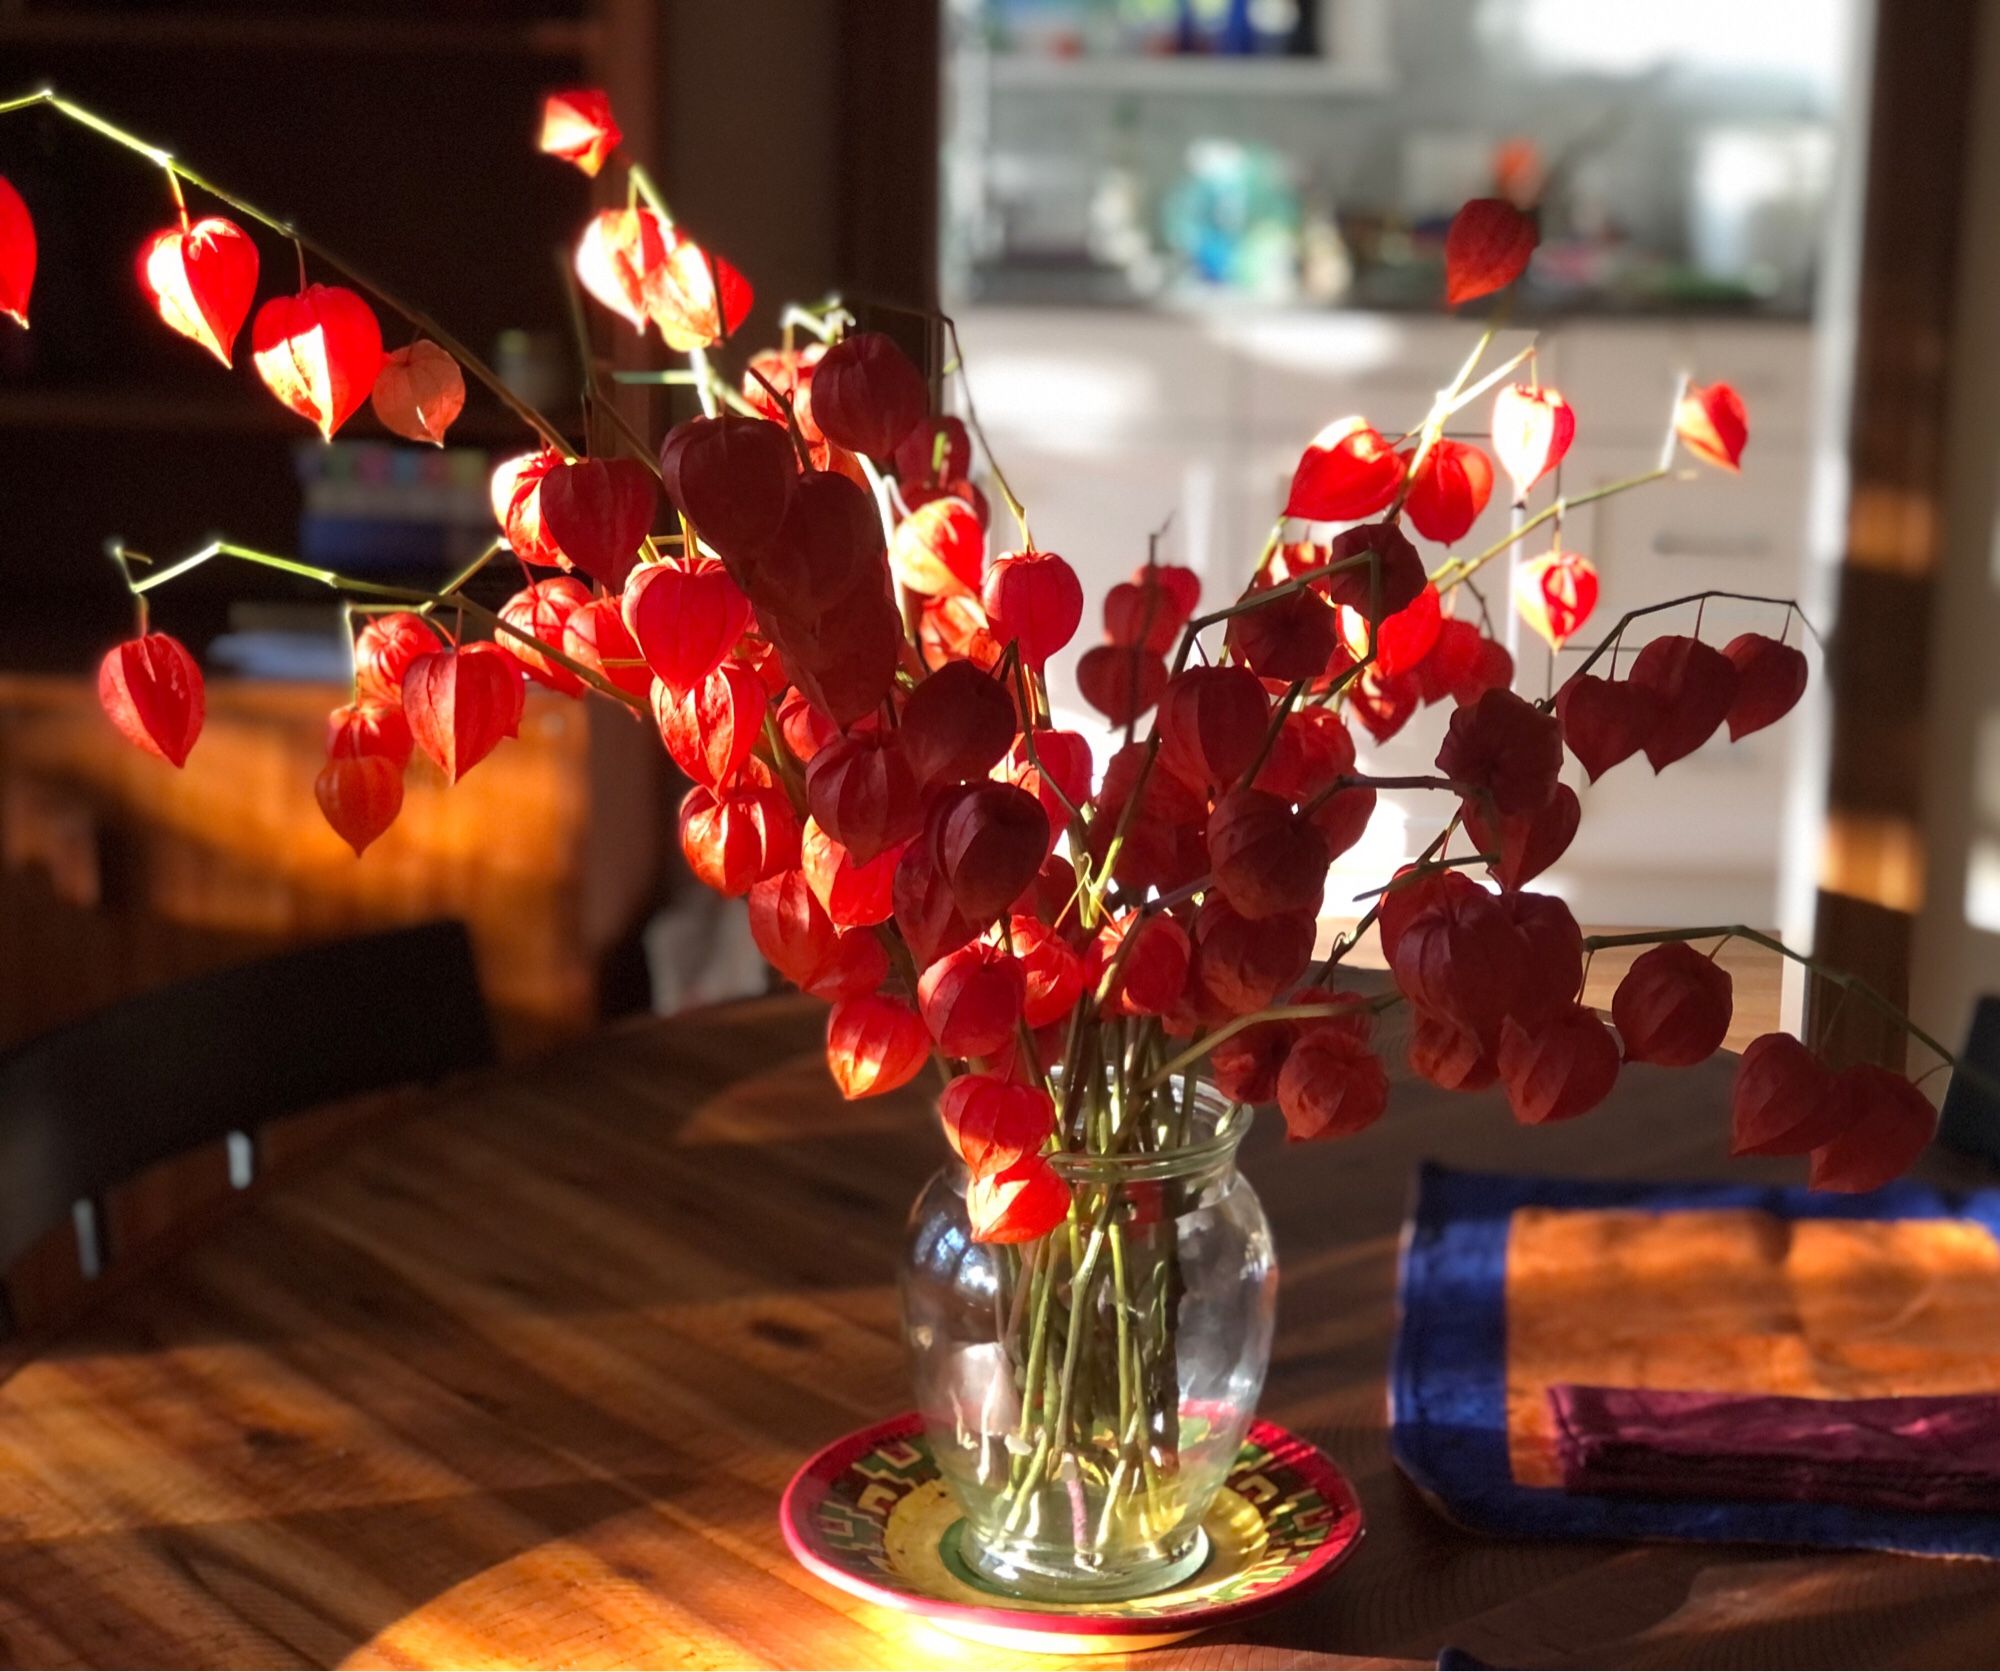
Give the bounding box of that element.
[1,997,1994,1670]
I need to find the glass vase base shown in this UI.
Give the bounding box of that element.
[954,1520,1211,1604]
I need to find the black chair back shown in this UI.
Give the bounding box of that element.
[1940,994,2000,1167]
[0,920,496,1280]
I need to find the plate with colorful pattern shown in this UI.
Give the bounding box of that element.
[779,1412,1364,1655]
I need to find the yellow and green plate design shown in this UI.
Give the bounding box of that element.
[780,1413,1364,1655]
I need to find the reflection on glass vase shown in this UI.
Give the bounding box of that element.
[899,1082,1276,1602]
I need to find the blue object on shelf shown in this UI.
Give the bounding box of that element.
[294,440,495,576]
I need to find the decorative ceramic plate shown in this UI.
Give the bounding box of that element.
[780,1412,1365,1655]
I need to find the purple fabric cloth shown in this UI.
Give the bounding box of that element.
[1549,1384,2000,1514]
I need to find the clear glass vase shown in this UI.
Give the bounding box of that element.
[898,1082,1276,1602]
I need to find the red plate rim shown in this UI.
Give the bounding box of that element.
[778,1411,1365,1641]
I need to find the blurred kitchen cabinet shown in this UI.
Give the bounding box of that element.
[0,678,667,1057]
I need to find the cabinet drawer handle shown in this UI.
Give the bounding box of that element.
[1651,532,1773,559]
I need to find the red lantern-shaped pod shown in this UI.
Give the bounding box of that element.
[326,700,414,769]
[0,174,35,328]
[1207,788,1333,921]
[1435,688,1563,817]
[624,556,754,695]
[1459,781,1580,891]
[371,340,467,447]
[826,994,930,1100]
[1313,521,1427,626]
[658,413,798,557]
[933,781,1053,927]
[805,730,923,864]
[1444,198,1538,307]
[490,447,566,568]
[98,633,205,768]
[983,550,1083,670]
[1611,941,1734,1067]
[801,816,903,927]
[1555,673,1659,782]
[1676,382,1749,472]
[498,576,592,698]
[137,215,259,368]
[811,331,928,458]
[315,755,403,857]
[1007,914,1084,1028]
[354,612,442,709]
[679,780,800,897]
[1729,1033,1847,1157]
[747,869,840,991]
[918,940,1027,1059]
[1087,910,1192,1018]
[562,596,653,701]
[653,661,766,790]
[1077,644,1169,727]
[966,1154,1069,1244]
[1627,635,1739,771]
[1491,383,1574,501]
[893,840,980,970]
[889,496,985,598]
[1497,1004,1620,1126]
[537,457,658,590]
[939,1073,1056,1178]
[1276,1031,1390,1141]
[538,88,623,176]
[1157,665,1270,795]
[1511,550,1599,653]
[1193,898,1315,1016]
[900,660,1016,787]
[402,643,523,784]
[1809,1066,1936,1193]
[1722,633,1808,741]
[1285,417,1402,522]
[1227,585,1339,684]
[251,284,383,440]
[1106,565,1199,651]
[1402,439,1494,544]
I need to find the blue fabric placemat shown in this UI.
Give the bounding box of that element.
[1390,1164,2000,1558]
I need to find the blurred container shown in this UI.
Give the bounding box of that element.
[1689,123,1834,307]
[295,442,495,576]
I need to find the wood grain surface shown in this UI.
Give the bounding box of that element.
[0,995,1994,1670]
